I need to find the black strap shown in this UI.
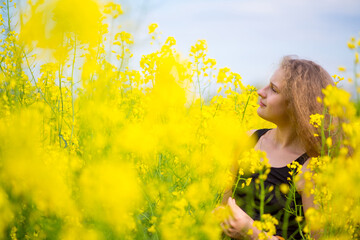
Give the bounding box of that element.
[253,128,272,141]
[295,153,309,165]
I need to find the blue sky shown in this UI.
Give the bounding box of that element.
[123,0,360,93]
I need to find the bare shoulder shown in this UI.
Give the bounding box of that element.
[295,157,313,193]
[301,157,313,173]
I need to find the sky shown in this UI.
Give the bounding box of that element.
[120,0,360,94]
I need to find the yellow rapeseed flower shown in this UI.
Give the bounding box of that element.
[245,177,252,186]
[279,183,289,194]
[347,41,356,49]
[103,2,123,18]
[322,84,356,119]
[338,66,346,72]
[20,0,102,60]
[326,137,332,147]
[148,23,158,34]
[165,36,176,46]
[148,225,156,233]
[309,113,324,128]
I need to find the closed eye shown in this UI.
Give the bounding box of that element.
[270,83,279,93]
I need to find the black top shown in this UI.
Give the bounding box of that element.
[234,129,309,239]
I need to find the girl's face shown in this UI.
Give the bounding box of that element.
[257,68,289,125]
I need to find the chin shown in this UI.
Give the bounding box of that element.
[257,108,271,122]
[257,108,264,118]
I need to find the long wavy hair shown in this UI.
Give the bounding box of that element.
[280,56,335,157]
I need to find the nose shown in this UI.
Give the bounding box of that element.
[257,86,266,98]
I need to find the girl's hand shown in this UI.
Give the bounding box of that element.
[221,197,255,239]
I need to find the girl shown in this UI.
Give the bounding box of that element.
[220,56,335,240]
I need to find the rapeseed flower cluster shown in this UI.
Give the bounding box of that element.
[253,214,279,239]
[0,1,359,239]
[304,65,360,239]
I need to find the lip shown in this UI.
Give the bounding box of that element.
[259,100,266,107]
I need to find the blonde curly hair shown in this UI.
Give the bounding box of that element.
[280,56,335,157]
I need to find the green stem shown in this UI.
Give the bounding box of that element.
[259,169,265,220]
[6,0,11,33]
[196,60,202,110]
[282,182,295,239]
[140,187,160,240]
[320,107,326,157]
[213,102,221,118]
[327,115,332,156]
[70,36,77,146]
[89,33,102,83]
[241,93,252,122]
[296,207,305,239]
[23,50,57,117]
[234,92,237,112]
[231,176,245,198]
[117,39,125,77]
[58,63,64,147]
[354,55,359,103]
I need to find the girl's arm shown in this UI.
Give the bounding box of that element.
[296,159,321,240]
[222,197,282,240]
[221,159,239,205]
[221,129,256,205]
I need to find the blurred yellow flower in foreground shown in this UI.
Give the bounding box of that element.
[20,0,102,58]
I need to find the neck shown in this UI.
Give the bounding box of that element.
[273,123,300,149]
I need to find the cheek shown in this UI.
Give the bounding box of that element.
[272,100,288,116]
[267,98,287,115]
